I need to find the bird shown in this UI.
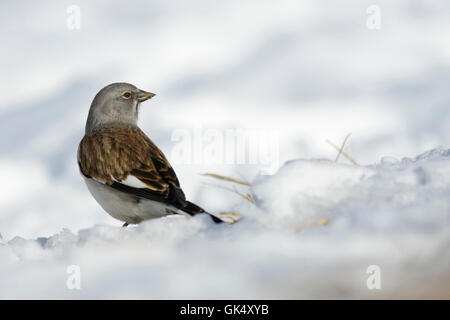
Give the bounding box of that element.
[77,82,240,226]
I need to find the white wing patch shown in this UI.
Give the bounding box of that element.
[81,171,148,189]
[113,174,147,189]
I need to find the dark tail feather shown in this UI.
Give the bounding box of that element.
[208,213,224,224]
[184,201,223,223]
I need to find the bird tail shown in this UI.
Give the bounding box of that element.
[184,201,242,225]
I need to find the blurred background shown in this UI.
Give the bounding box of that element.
[1,0,450,239]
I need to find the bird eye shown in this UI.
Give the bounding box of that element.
[122,92,131,99]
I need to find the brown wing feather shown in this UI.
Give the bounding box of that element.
[77,124,186,205]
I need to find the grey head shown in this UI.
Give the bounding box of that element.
[85,82,155,134]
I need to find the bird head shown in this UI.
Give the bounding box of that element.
[85,82,155,133]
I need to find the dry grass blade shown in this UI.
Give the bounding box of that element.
[201,173,251,186]
[326,139,358,165]
[296,219,329,232]
[232,185,254,204]
[335,133,352,162]
[202,182,254,203]
[217,211,243,224]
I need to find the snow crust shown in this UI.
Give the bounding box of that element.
[1,148,449,299]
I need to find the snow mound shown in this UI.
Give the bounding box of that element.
[250,147,450,233]
[1,148,449,299]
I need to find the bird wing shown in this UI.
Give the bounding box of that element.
[77,125,190,210]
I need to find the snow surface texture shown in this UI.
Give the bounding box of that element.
[1,1,450,298]
[1,148,449,299]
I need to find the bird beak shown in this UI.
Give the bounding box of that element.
[137,90,156,102]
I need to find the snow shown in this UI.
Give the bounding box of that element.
[1,147,449,299]
[1,0,450,298]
